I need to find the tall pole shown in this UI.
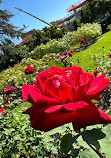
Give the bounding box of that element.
[13,6,52,27]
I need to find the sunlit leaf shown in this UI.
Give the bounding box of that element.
[80,148,99,158]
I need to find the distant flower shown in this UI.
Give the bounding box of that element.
[58,52,73,61]
[24,65,34,74]
[93,70,99,76]
[0,108,6,115]
[67,52,73,57]
[58,52,68,61]
[19,90,22,93]
[109,53,111,57]
[4,86,14,95]
[7,97,10,101]
[80,39,85,44]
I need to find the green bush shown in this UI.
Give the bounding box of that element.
[23,26,67,52]
[0,53,59,91]
[0,102,59,158]
[0,45,29,72]
[30,23,102,60]
[61,23,102,46]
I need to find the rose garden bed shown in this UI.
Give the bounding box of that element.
[0,27,111,158]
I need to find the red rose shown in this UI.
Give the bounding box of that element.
[7,97,10,101]
[22,66,111,132]
[109,53,111,57]
[0,108,6,115]
[24,65,34,74]
[93,70,99,76]
[19,90,22,93]
[67,52,73,57]
[80,39,85,44]
[4,86,14,95]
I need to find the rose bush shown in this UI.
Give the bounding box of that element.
[0,108,6,115]
[80,39,85,44]
[24,65,34,74]
[4,86,14,94]
[22,65,111,132]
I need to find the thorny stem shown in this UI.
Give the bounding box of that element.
[86,141,106,158]
[78,129,106,158]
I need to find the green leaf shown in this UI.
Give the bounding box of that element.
[71,149,79,158]
[82,129,106,149]
[60,133,73,154]
[10,94,16,97]
[102,124,111,141]
[60,133,80,154]
[91,100,99,104]
[4,104,11,107]
[19,101,32,111]
[98,136,111,158]
[46,124,67,135]
[105,109,111,117]
[51,146,58,154]
[86,124,102,130]
[77,136,90,149]
[80,149,99,158]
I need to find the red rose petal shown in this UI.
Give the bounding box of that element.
[22,84,30,102]
[86,77,110,96]
[45,101,88,113]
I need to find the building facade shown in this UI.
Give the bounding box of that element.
[53,0,87,31]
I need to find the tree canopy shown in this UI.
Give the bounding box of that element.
[80,0,111,24]
[0,0,23,46]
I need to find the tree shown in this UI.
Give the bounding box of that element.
[0,0,23,46]
[72,18,81,31]
[0,0,25,71]
[80,0,111,24]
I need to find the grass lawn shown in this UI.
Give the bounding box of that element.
[68,31,111,74]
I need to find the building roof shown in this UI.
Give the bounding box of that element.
[54,12,75,25]
[67,0,86,12]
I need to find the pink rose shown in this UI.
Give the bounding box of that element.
[58,52,73,61]
[58,52,68,61]
[22,66,111,131]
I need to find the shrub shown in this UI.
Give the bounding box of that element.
[0,45,29,72]
[0,53,59,91]
[30,23,102,60]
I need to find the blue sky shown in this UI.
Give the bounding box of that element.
[1,0,78,43]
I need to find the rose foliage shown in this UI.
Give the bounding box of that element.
[22,65,111,132]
